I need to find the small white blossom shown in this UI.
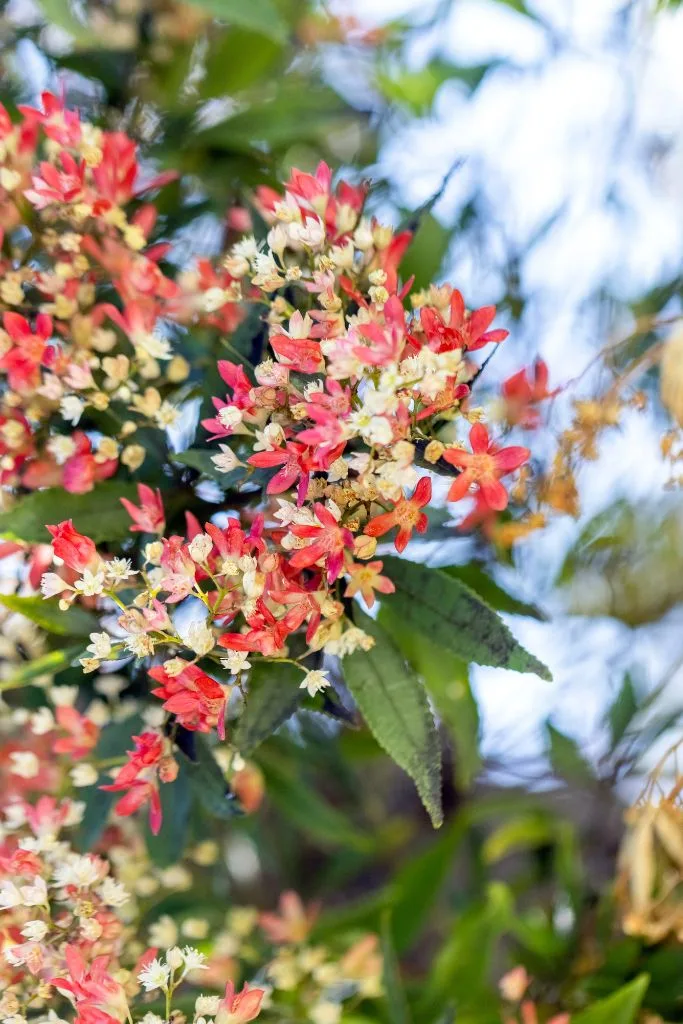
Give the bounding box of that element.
[194,996,220,1017]
[40,572,69,598]
[0,881,22,909]
[138,958,171,992]
[87,632,112,660]
[220,651,251,674]
[300,670,331,697]
[21,919,48,942]
[186,620,215,657]
[104,558,136,582]
[181,947,208,972]
[74,569,105,597]
[9,752,39,779]
[211,444,241,473]
[60,396,84,425]
[217,405,243,430]
[188,533,213,563]
[29,707,55,736]
[149,914,179,949]
[166,946,184,971]
[70,764,98,788]
[19,877,48,907]
[98,877,129,907]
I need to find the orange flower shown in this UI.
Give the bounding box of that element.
[364,477,432,553]
[344,560,395,608]
[443,424,529,511]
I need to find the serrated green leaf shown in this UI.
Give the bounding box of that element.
[0,645,83,693]
[234,661,305,754]
[344,609,442,828]
[0,594,97,637]
[572,975,650,1024]
[183,0,287,41]
[608,673,639,748]
[0,482,142,545]
[380,606,481,789]
[382,558,551,680]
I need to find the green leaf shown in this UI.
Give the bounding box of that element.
[572,975,650,1024]
[389,819,466,952]
[173,448,233,482]
[399,213,451,292]
[185,735,237,819]
[202,28,282,97]
[183,0,287,41]
[0,646,83,693]
[482,814,554,864]
[380,912,412,1024]
[0,482,142,545]
[440,563,546,620]
[234,661,305,754]
[377,61,488,114]
[607,673,639,748]
[382,558,551,680]
[36,0,102,47]
[260,754,372,851]
[345,609,442,827]
[0,594,97,637]
[146,759,192,867]
[546,723,594,783]
[380,607,481,788]
[75,715,143,852]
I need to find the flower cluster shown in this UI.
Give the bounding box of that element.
[0,92,241,494]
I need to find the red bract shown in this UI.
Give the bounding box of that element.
[248,441,315,505]
[501,358,556,427]
[219,599,308,657]
[46,521,98,572]
[149,663,228,739]
[443,423,529,511]
[100,732,165,835]
[215,980,265,1024]
[120,483,165,534]
[0,312,53,392]
[420,290,508,352]
[288,503,353,583]
[24,151,85,209]
[364,477,432,553]
[51,945,128,1024]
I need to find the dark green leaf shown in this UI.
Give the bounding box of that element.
[572,975,650,1024]
[146,758,192,867]
[185,735,237,819]
[234,660,305,754]
[482,814,554,863]
[0,482,142,545]
[399,213,451,292]
[382,558,551,679]
[607,673,639,748]
[345,609,442,827]
[0,594,97,637]
[76,715,143,852]
[183,0,287,41]
[202,28,282,97]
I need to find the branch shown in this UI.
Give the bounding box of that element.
[399,157,466,236]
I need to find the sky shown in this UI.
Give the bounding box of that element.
[331,0,683,776]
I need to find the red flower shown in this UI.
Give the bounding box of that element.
[0,312,53,392]
[46,521,98,572]
[100,732,165,834]
[344,560,395,608]
[149,663,228,739]
[51,945,128,1024]
[24,151,86,209]
[288,503,354,583]
[501,358,555,428]
[259,890,319,944]
[120,483,165,534]
[248,441,315,505]
[442,423,529,511]
[420,290,508,353]
[215,980,264,1024]
[219,599,308,657]
[364,477,432,553]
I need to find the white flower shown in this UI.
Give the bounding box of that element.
[40,572,69,598]
[138,957,171,992]
[217,405,243,430]
[46,434,77,465]
[220,651,251,674]
[9,752,39,779]
[87,632,112,660]
[188,533,213,563]
[21,919,48,942]
[74,569,105,597]
[154,401,178,428]
[70,764,98,788]
[186,620,215,657]
[29,707,55,736]
[105,558,136,582]
[125,633,154,658]
[166,946,184,970]
[181,918,209,940]
[140,1015,165,1024]
[20,877,48,907]
[53,856,102,889]
[211,444,242,473]
[309,1001,342,1024]
[202,286,228,312]
[49,684,78,707]
[149,914,179,949]
[97,877,129,907]
[80,917,103,942]
[195,996,220,1016]
[134,331,172,360]
[181,947,208,972]
[60,395,84,425]
[299,670,331,697]
[0,880,22,909]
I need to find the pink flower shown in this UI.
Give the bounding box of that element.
[149,663,227,739]
[260,890,318,944]
[364,477,432,553]
[120,483,165,534]
[215,980,264,1024]
[46,521,98,572]
[288,503,354,583]
[100,732,165,834]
